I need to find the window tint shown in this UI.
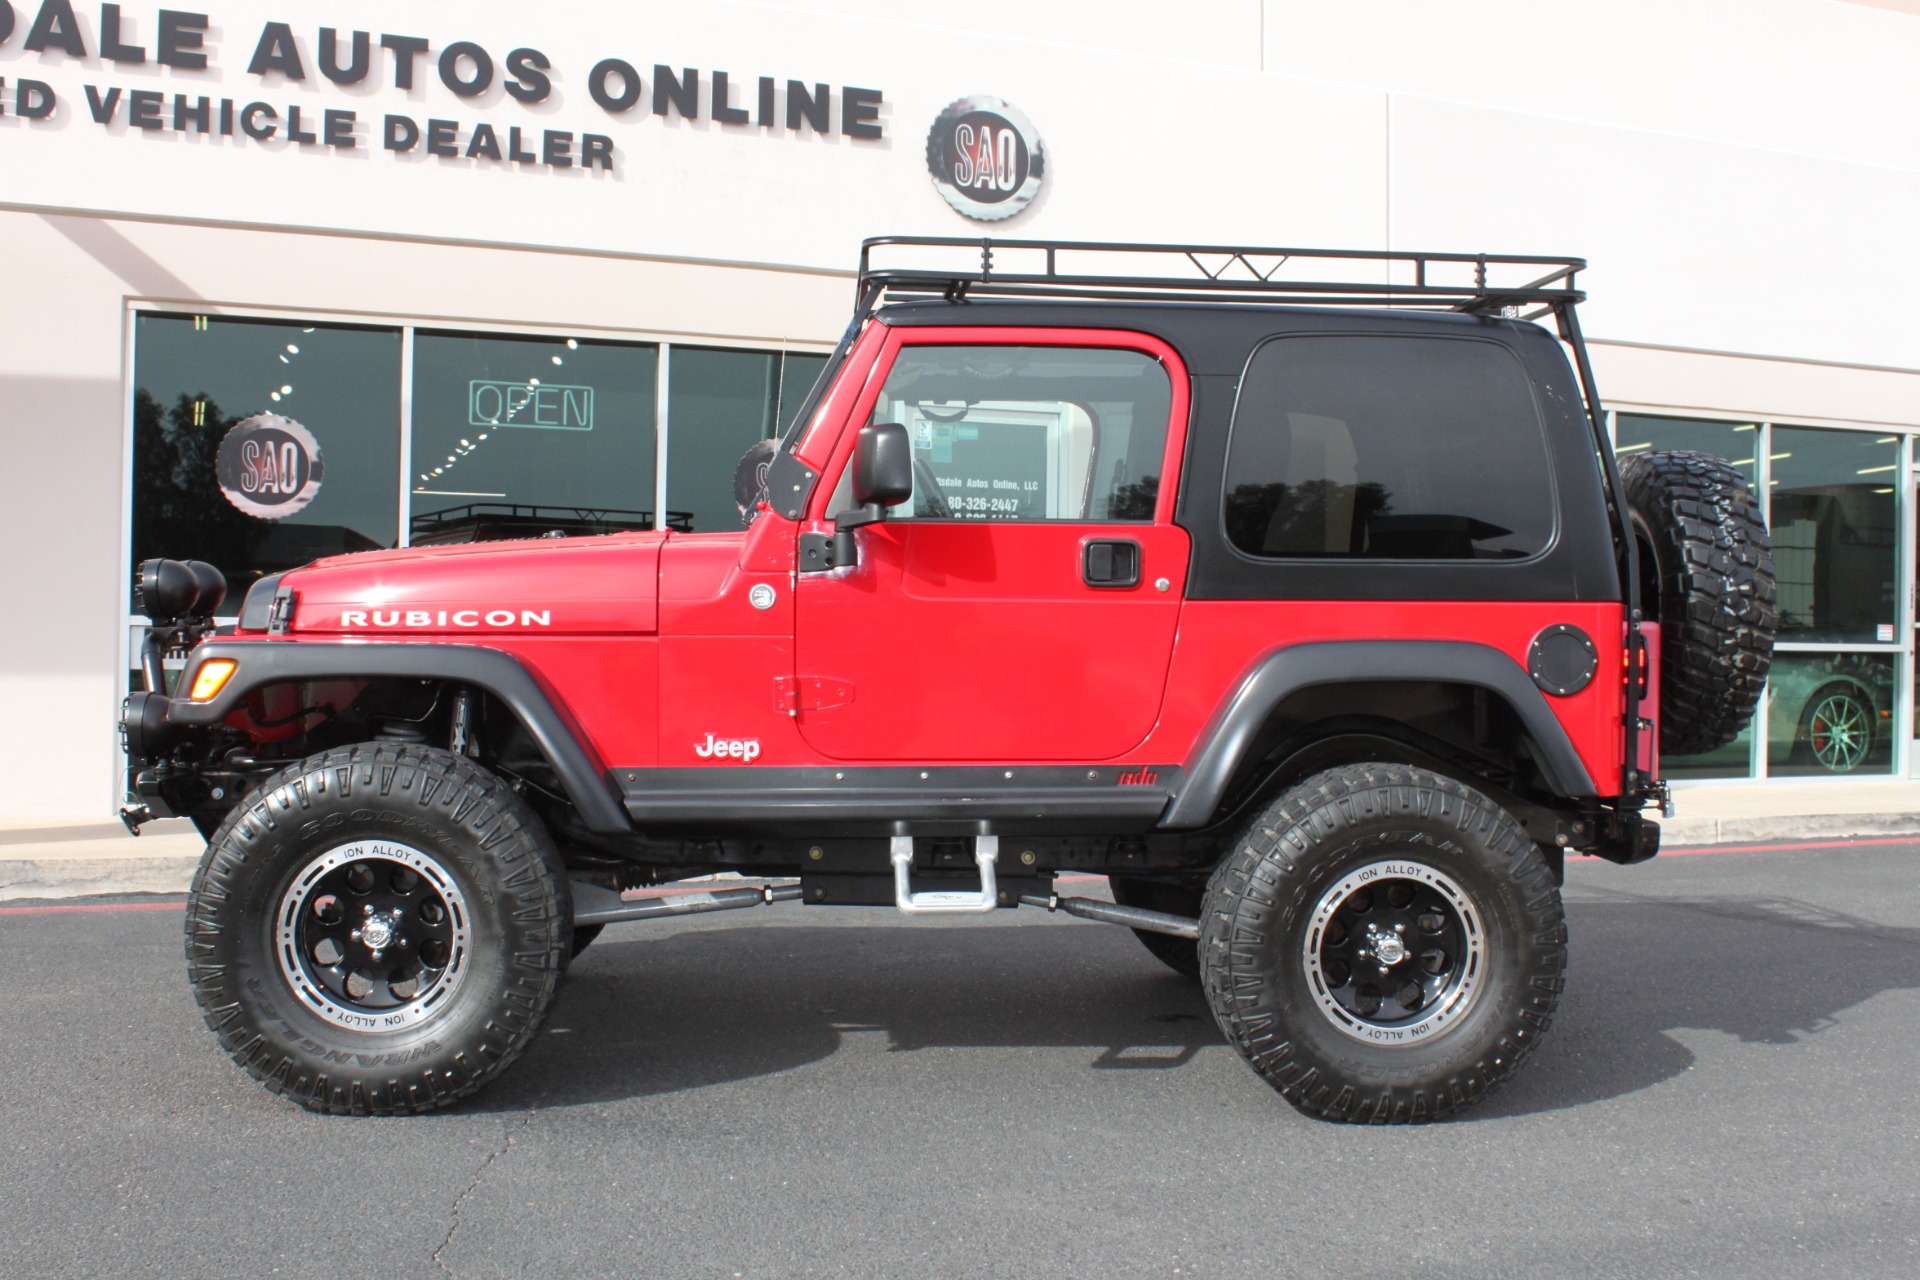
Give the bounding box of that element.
[409,332,657,544]
[132,314,401,611]
[667,348,826,532]
[1224,336,1553,560]
[867,345,1171,522]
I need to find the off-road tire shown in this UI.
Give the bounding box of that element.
[1619,449,1776,756]
[1199,764,1565,1124]
[1108,876,1203,979]
[184,742,571,1115]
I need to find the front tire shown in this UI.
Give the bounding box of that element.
[184,743,571,1115]
[1199,764,1565,1123]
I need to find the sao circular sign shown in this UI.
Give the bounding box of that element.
[926,96,1045,222]
[215,414,325,519]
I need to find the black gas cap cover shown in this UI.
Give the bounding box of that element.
[1528,624,1599,697]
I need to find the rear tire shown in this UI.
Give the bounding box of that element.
[184,742,571,1115]
[1199,763,1565,1123]
[1108,877,1203,979]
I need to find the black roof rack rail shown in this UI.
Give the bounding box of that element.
[857,236,1584,320]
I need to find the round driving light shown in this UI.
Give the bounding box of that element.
[185,560,228,617]
[135,559,199,622]
[120,691,175,759]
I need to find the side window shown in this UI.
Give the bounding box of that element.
[1223,336,1554,560]
[862,344,1171,522]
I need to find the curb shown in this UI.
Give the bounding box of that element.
[0,834,205,902]
[1662,812,1920,848]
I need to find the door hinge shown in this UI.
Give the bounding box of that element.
[774,675,856,715]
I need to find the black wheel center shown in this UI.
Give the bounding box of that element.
[290,854,460,1013]
[1305,863,1480,1039]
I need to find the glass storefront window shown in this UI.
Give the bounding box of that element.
[131,314,402,610]
[409,333,658,543]
[666,348,825,532]
[1766,651,1896,777]
[1769,426,1898,644]
[1614,413,1758,471]
[1615,414,1763,776]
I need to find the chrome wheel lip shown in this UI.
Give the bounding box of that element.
[275,840,470,1033]
[1301,858,1485,1046]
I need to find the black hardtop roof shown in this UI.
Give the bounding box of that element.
[872,297,1550,377]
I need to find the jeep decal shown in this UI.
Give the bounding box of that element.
[694,734,761,762]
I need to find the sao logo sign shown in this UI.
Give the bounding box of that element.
[925,95,1045,223]
[215,413,325,519]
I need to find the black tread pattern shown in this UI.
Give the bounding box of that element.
[1619,449,1776,757]
[1199,764,1566,1124]
[185,743,568,1116]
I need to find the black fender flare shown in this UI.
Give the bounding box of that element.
[166,640,632,833]
[1160,640,1599,828]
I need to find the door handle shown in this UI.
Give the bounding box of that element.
[1082,539,1142,588]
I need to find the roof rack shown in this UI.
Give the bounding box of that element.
[858,236,1584,320]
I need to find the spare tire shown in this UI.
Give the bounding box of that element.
[1618,450,1776,756]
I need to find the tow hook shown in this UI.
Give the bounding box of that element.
[119,805,153,836]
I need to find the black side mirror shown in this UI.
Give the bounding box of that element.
[833,422,914,566]
[852,422,913,507]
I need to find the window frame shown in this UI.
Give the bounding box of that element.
[803,325,1191,528]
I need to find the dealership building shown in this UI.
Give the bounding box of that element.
[1,0,1916,830]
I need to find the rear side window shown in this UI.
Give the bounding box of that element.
[868,345,1171,522]
[1223,336,1554,560]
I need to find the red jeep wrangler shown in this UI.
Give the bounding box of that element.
[122,239,1775,1122]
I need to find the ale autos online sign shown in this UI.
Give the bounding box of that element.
[0,1,888,175]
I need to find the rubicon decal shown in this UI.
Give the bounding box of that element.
[694,734,761,762]
[926,95,1044,222]
[1117,768,1160,786]
[338,609,551,627]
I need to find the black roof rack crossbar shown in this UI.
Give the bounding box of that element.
[858,237,1585,317]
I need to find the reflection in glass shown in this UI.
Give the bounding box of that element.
[1766,651,1895,776]
[131,314,402,610]
[1613,413,1758,470]
[667,349,826,532]
[1769,427,1898,643]
[409,333,658,543]
[1225,336,1552,559]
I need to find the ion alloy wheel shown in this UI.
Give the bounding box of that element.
[275,841,472,1032]
[1301,861,1484,1045]
[1200,764,1566,1123]
[186,743,570,1115]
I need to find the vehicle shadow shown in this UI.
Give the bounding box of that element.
[473,921,1221,1112]
[472,893,1920,1118]
[1474,891,1920,1119]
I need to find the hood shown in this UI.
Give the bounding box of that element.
[274,531,665,636]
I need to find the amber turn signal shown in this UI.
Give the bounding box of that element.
[187,659,238,701]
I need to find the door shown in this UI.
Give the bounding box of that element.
[793,333,1190,763]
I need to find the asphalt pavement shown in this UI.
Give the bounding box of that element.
[4,842,1919,1279]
